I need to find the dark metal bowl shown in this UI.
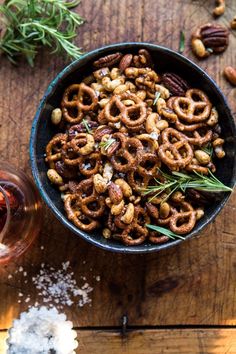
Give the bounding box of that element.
[30,42,236,254]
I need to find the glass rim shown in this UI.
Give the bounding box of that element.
[0,185,11,243]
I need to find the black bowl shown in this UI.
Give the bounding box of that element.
[30,42,236,254]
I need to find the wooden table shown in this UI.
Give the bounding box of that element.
[0,0,236,353]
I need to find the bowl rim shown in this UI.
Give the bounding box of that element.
[30,42,236,254]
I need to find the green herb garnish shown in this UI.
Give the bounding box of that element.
[82,119,91,133]
[202,144,213,157]
[0,0,84,66]
[153,92,161,105]
[142,170,232,202]
[146,224,185,240]
[179,30,185,53]
[206,48,214,54]
[99,138,116,151]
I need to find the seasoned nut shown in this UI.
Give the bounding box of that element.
[94,126,114,141]
[162,73,189,96]
[113,84,129,95]
[102,228,111,239]
[47,169,63,185]
[213,0,225,17]
[192,23,229,58]
[122,99,135,106]
[207,107,218,126]
[108,182,123,204]
[196,208,204,220]
[136,90,147,100]
[146,202,159,219]
[191,38,208,58]
[230,16,236,30]
[103,162,113,181]
[125,81,136,92]
[171,191,184,203]
[102,77,125,92]
[224,66,236,86]
[119,54,133,72]
[111,199,125,215]
[133,196,141,205]
[51,108,62,125]
[154,84,170,99]
[105,197,112,208]
[155,119,169,131]
[121,203,135,224]
[115,179,132,197]
[159,202,170,218]
[213,138,225,158]
[98,98,110,108]
[110,68,121,80]
[133,49,153,68]
[93,67,110,80]
[93,174,108,193]
[93,52,123,68]
[194,150,211,165]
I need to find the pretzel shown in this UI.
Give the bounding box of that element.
[169,201,196,234]
[173,89,211,123]
[61,142,82,166]
[70,133,95,155]
[136,134,159,153]
[111,133,143,172]
[149,232,169,244]
[158,128,193,170]
[80,193,105,219]
[185,129,212,146]
[45,134,68,167]
[127,170,155,193]
[68,121,98,139]
[64,194,99,231]
[78,152,101,176]
[137,153,161,177]
[121,206,149,245]
[61,83,98,123]
[157,97,178,123]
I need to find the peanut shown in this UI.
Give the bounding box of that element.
[194,150,211,165]
[230,17,236,30]
[224,66,236,86]
[171,191,184,203]
[212,138,225,159]
[196,208,204,220]
[47,169,63,185]
[51,108,62,125]
[207,107,218,126]
[159,202,170,219]
[102,228,111,239]
[191,38,207,58]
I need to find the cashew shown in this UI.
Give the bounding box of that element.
[122,99,135,106]
[98,98,110,108]
[194,150,211,165]
[103,162,113,181]
[159,202,170,219]
[110,68,121,80]
[51,108,62,125]
[146,113,161,134]
[121,203,135,224]
[136,90,147,100]
[213,0,225,17]
[125,81,137,92]
[93,67,110,80]
[91,82,105,96]
[79,134,95,155]
[115,179,132,197]
[196,208,204,220]
[47,169,63,185]
[155,119,169,131]
[111,199,125,215]
[154,84,170,99]
[207,107,218,126]
[93,174,108,194]
[101,77,125,92]
[113,84,129,95]
[102,228,111,239]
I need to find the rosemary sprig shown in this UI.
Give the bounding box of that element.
[99,138,116,151]
[179,30,185,53]
[0,0,84,66]
[82,119,91,133]
[153,92,161,105]
[146,224,185,240]
[142,170,232,202]
[201,144,213,157]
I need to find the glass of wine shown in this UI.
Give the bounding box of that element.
[0,162,42,264]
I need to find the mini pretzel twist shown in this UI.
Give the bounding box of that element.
[158,128,193,170]
[173,89,212,123]
[169,201,197,234]
[45,134,68,167]
[61,83,98,123]
[78,152,101,176]
[121,206,149,245]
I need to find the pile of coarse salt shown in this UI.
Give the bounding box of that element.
[32,261,94,309]
[7,306,78,354]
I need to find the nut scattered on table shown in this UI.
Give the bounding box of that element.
[191,23,229,58]
[224,66,236,86]
[213,0,225,17]
[230,16,236,29]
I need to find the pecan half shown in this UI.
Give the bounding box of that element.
[93,52,123,68]
[191,23,229,58]
[119,54,133,72]
[94,125,114,141]
[162,73,189,96]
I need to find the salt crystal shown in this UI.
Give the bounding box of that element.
[23,272,27,277]
[18,266,23,272]
[8,274,12,279]
[96,275,101,282]
[7,306,78,354]
[25,297,30,303]
[149,131,159,140]
[18,293,23,297]
[40,246,44,250]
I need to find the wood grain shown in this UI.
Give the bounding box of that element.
[1,329,236,354]
[0,0,236,333]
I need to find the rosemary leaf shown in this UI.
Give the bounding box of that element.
[146,224,185,240]
[0,0,84,66]
[82,119,91,133]
[99,138,116,151]
[153,92,161,105]
[179,30,185,53]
